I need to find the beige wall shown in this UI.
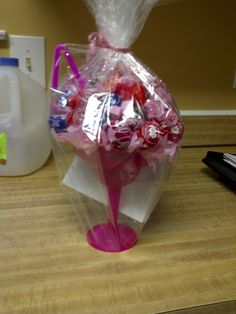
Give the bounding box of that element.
[0,0,236,109]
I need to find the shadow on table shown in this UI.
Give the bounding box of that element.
[201,167,236,192]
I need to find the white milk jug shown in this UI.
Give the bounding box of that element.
[0,57,51,176]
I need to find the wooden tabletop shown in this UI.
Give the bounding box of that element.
[0,125,236,313]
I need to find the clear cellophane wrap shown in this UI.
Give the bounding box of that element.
[49,0,184,252]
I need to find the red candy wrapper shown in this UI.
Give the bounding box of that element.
[49,0,184,252]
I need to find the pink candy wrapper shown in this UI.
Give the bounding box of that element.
[49,0,184,252]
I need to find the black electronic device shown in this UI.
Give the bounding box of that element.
[202,151,236,189]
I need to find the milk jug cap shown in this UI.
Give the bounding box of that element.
[0,57,19,67]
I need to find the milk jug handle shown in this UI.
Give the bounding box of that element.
[51,44,83,89]
[0,70,22,125]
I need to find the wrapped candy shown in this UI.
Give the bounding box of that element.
[49,0,184,252]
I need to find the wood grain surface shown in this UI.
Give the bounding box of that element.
[164,299,236,314]
[0,145,236,314]
[182,116,236,147]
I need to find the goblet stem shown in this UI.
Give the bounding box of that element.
[107,187,121,230]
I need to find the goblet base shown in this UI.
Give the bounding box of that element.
[87,222,138,252]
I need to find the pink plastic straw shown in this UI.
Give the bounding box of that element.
[52,44,83,89]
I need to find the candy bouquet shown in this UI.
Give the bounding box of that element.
[49,0,184,252]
